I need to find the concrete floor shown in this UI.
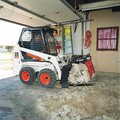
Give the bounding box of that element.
[0,72,119,120]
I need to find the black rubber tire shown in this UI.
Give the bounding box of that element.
[19,67,36,85]
[37,69,56,88]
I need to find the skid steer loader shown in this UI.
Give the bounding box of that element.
[13,26,95,88]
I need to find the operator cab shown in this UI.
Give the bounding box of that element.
[18,26,58,59]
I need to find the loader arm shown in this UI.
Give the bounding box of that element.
[20,47,61,80]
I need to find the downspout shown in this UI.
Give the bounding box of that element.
[81,21,84,55]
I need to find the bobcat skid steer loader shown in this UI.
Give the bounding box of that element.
[13,26,95,88]
[13,26,68,88]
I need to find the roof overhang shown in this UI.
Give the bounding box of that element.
[80,0,120,12]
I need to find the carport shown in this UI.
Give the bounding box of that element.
[0,0,120,120]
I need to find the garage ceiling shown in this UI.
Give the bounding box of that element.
[0,0,81,27]
[0,0,120,27]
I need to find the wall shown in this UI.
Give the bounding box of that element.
[72,23,82,55]
[90,9,120,73]
[72,22,90,55]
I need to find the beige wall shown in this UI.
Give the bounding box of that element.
[90,9,120,73]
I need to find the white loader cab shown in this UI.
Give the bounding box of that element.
[13,26,67,88]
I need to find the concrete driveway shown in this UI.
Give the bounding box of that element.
[0,72,119,120]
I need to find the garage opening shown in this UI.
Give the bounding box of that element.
[0,20,24,79]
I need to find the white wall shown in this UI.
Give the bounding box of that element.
[72,22,91,55]
[72,23,82,55]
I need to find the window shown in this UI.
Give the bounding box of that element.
[97,27,119,50]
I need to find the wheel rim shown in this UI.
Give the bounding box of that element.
[21,70,30,82]
[40,73,50,85]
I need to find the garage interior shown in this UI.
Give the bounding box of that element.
[0,0,120,120]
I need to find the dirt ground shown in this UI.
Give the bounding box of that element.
[0,72,119,120]
[0,52,15,79]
